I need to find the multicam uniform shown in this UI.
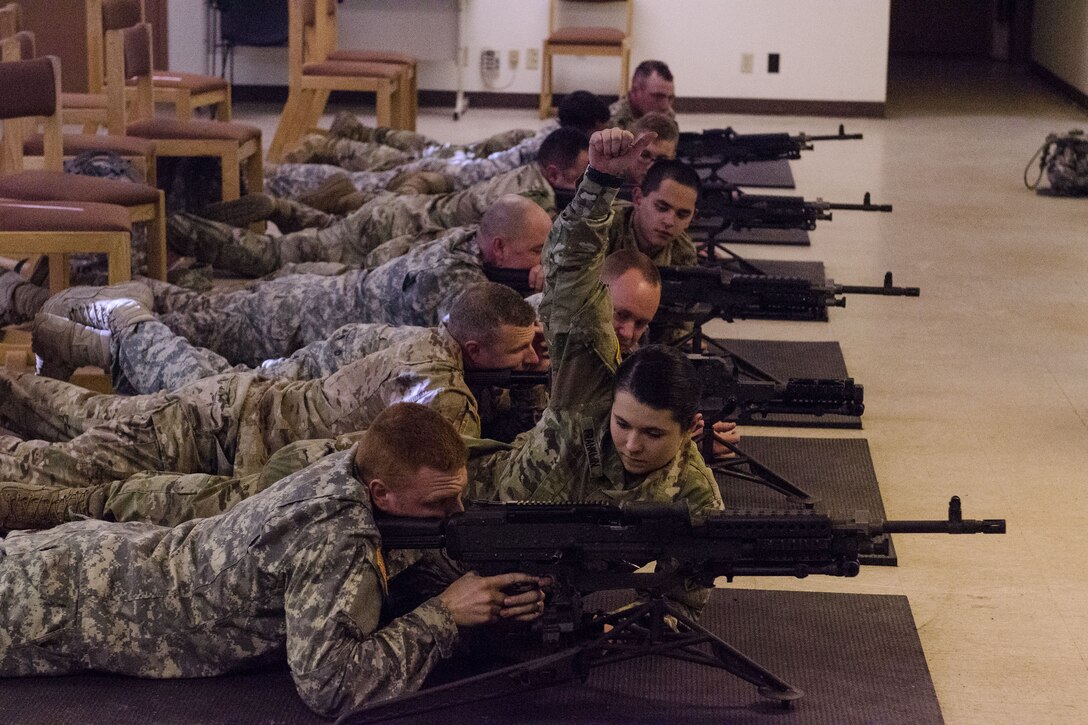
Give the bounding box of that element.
[171,163,556,278]
[605,202,698,267]
[0,449,459,718]
[465,172,722,512]
[0,325,478,487]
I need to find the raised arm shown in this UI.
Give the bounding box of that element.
[539,129,656,409]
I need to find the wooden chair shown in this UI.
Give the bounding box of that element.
[1,31,156,184]
[267,0,410,163]
[0,56,135,293]
[105,23,263,206]
[0,2,19,39]
[88,0,232,122]
[0,54,163,287]
[312,0,417,130]
[540,0,632,119]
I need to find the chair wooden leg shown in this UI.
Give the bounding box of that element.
[540,47,553,120]
[621,47,631,95]
[216,90,233,122]
[174,92,193,122]
[146,193,167,281]
[48,253,68,294]
[269,90,307,162]
[107,232,132,285]
[220,148,242,202]
[304,89,332,131]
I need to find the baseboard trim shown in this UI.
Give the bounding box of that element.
[232,85,886,118]
[1030,62,1088,112]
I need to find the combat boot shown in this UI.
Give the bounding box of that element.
[0,483,108,530]
[388,171,456,195]
[166,213,237,265]
[31,313,112,380]
[198,193,276,227]
[40,280,154,321]
[297,173,357,212]
[328,111,375,142]
[70,298,155,334]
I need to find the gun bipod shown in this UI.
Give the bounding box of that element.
[336,593,803,723]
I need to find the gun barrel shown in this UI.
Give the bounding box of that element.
[837,271,920,297]
[803,133,864,142]
[880,519,1007,535]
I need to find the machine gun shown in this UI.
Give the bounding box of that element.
[340,498,1005,723]
[676,124,863,173]
[656,266,919,326]
[689,183,892,252]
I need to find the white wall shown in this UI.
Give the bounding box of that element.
[1031,0,1088,96]
[170,0,890,103]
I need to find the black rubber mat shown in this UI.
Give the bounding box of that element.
[715,435,896,565]
[347,589,940,724]
[713,227,811,246]
[711,338,862,429]
[714,158,797,188]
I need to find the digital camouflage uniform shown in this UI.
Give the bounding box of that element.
[608,97,677,132]
[465,173,722,511]
[137,226,492,366]
[0,449,460,718]
[605,202,698,267]
[0,325,479,487]
[172,163,555,278]
[267,123,558,201]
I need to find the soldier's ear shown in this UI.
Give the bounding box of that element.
[632,186,644,207]
[491,235,507,261]
[462,339,483,363]
[369,478,394,511]
[542,164,562,187]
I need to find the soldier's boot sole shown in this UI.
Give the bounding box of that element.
[40,280,154,321]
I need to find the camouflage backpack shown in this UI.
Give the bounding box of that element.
[1024,130,1088,197]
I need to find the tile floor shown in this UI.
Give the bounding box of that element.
[240,57,1088,723]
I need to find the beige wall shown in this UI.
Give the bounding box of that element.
[172,0,890,103]
[1031,0,1088,96]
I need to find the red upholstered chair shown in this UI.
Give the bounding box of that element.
[0,31,157,184]
[105,23,263,207]
[540,0,633,119]
[87,0,232,122]
[267,0,412,162]
[314,0,417,130]
[0,55,163,289]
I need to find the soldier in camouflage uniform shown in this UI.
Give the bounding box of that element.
[465,129,722,510]
[170,130,588,278]
[0,270,48,327]
[0,403,548,718]
[609,60,677,131]
[607,158,700,267]
[1,284,544,487]
[37,197,550,369]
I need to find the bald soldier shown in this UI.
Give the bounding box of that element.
[0,285,543,489]
[168,129,590,278]
[0,403,549,718]
[610,60,677,131]
[33,196,551,376]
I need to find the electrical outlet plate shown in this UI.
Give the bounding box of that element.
[526,48,540,70]
[740,53,753,74]
[509,49,519,69]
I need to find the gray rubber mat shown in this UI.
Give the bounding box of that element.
[715,435,896,566]
[710,338,862,429]
[714,158,797,188]
[348,588,940,724]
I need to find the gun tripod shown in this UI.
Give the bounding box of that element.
[337,593,803,724]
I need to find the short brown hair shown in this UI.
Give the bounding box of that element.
[355,403,467,490]
[602,248,661,287]
[446,282,536,346]
[632,112,679,144]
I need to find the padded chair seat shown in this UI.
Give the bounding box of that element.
[127,118,261,143]
[0,172,160,207]
[0,199,132,233]
[61,92,108,110]
[327,49,416,66]
[24,133,157,157]
[547,26,627,45]
[125,71,229,95]
[302,61,403,79]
